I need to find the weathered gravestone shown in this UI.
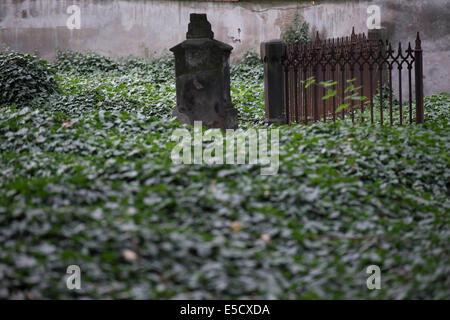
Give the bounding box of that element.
[170,13,238,130]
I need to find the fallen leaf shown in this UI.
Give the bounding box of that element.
[122,249,138,261]
[261,234,271,243]
[230,221,243,233]
[62,121,72,128]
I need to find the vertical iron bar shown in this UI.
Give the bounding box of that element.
[389,65,393,126]
[370,67,374,124]
[341,64,345,120]
[332,68,336,122]
[414,32,424,124]
[294,67,299,123]
[322,67,326,122]
[350,68,355,123]
[398,66,403,125]
[398,42,403,125]
[313,65,319,122]
[360,66,364,123]
[284,65,290,123]
[379,65,383,126]
[408,65,412,124]
[303,67,308,124]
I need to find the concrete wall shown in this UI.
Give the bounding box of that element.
[0,0,449,95]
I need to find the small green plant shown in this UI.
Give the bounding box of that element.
[300,77,367,120]
[0,51,59,107]
[240,49,261,66]
[281,12,311,44]
[299,77,427,124]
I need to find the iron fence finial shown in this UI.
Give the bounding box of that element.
[415,32,422,50]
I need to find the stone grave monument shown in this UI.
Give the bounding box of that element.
[170,13,238,130]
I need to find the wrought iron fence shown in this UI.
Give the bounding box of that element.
[268,28,424,125]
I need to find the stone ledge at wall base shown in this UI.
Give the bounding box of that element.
[170,13,238,130]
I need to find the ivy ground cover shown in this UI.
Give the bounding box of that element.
[0,51,449,299]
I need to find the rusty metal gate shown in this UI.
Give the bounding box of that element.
[280,28,424,125]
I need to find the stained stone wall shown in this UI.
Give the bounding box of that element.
[1,0,448,96]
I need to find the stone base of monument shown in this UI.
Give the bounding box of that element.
[170,14,238,130]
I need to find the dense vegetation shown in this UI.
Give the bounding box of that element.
[281,11,311,44]
[0,52,59,107]
[0,50,449,299]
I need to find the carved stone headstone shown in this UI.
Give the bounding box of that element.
[170,13,238,130]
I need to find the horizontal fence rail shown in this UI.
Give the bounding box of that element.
[261,28,424,125]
